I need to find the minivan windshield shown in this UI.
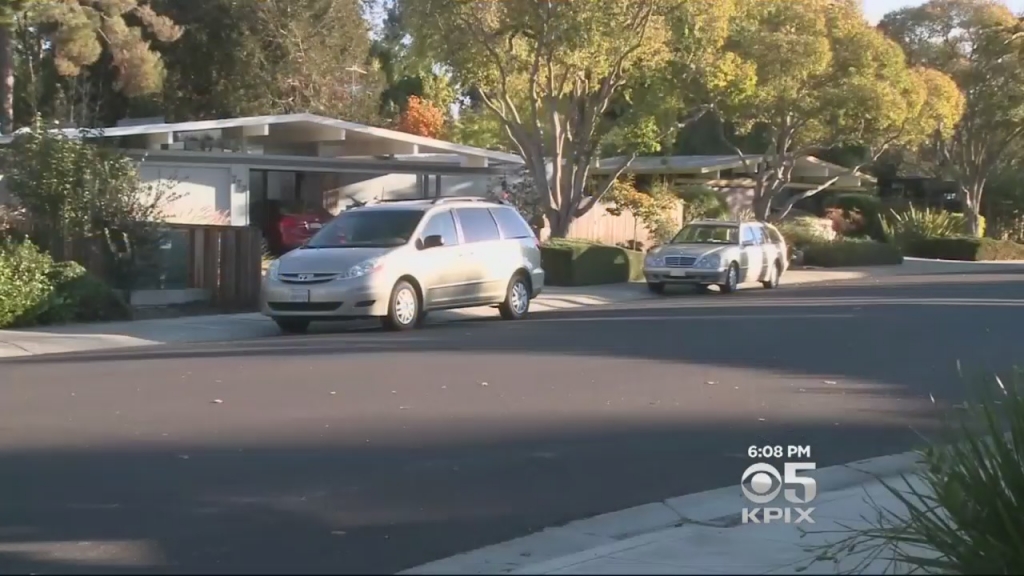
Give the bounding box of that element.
[305,209,425,249]
[670,223,739,245]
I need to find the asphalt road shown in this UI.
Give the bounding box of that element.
[1,271,1023,574]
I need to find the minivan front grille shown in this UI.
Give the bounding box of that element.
[664,256,696,267]
[279,273,338,285]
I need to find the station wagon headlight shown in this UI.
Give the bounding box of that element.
[644,254,665,268]
[694,253,721,269]
[342,257,383,279]
[265,259,281,280]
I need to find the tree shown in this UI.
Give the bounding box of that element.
[401,0,728,237]
[0,0,182,133]
[602,176,678,247]
[152,0,382,123]
[395,95,445,138]
[880,0,1024,236]
[706,0,963,221]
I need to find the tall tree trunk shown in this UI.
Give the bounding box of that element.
[963,184,983,237]
[0,23,13,135]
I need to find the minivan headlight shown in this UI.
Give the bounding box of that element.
[265,259,281,280]
[342,257,383,279]
[694,254,721,269]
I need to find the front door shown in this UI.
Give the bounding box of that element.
[415,210,471,308]
[740,225,764,283]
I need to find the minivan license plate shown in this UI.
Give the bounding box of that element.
[288,289,310,303]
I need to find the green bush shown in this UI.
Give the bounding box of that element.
[541,238,644,286]
[801,238,904,267]
[905,236,1024,261]
[0,239,130,328]
[808,368,1024,574]
[882,206,986,245]
[679,185,729,222]
[775,217,835,251]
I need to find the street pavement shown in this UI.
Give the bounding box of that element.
[0,270,1022,574]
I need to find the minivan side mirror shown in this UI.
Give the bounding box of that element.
[421,234,445,249]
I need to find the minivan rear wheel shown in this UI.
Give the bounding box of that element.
[499,274,531,320]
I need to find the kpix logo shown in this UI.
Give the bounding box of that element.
[740,462,816,524]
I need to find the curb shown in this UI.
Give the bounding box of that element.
[399,451,923,575]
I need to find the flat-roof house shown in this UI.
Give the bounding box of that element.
[0,113,524,235]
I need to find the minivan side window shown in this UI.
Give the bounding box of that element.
[490,207,534,239]
[419,210,460,246]
[454,207,501,243]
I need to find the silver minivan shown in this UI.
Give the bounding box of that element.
[260,197,545,333]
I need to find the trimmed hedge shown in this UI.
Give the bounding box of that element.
[0,239,130,328]
[801,238,904,268]
[540,239,644,286]
[827,193,886,240]
[904,236,1024,261]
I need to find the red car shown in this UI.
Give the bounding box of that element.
[264,201,331,255]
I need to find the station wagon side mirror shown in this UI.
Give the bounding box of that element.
[421,234,445,249]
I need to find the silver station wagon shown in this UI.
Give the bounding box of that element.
[643,220,788,294]
[261,197,545,333]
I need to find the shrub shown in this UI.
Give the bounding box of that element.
[0,240,129,328]
[882,206,976,246]
[801,238,903,267]
[808,368,1024,574]
[540,238,643,286]
[776,216,836,251]
[826,193,885,240]
[679,185,729,222]
[905,236,1024,261]
[0,240,58,327]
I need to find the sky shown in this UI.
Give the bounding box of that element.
[863,0,1024,23]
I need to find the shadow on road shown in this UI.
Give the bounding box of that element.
[0,417,938,575]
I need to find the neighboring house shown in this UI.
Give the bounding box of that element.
[591,154,876,214]
[0,113,524,240]
[877,175,962,212]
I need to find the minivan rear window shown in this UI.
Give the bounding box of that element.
[490,207,534,239]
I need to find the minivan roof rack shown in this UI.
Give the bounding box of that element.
[431,196,504,205]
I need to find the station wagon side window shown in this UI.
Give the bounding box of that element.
[741,225,758,246]
[454,207,501,243]
[751,225,768,245]
[419,210,460,247]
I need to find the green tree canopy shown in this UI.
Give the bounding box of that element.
[401,0,730,237]
[880,0,1024,235]
[706,0,963,220]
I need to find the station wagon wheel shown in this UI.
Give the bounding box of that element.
[719,263,739,294]
[499,273,531,320]
[383,280,420,331]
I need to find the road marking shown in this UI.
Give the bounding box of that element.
[523,313,856,323]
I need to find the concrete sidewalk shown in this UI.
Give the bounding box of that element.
[1,258,1017,359]
[402,452,932,575]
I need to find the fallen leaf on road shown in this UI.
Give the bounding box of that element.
[481,382,489,386]
[441,385,447,389]
[758,418,766,422]
[330,391,337,395]
[391,390,397,394]
[399,406,410,410]
[211,399,223,404]
[798,388,806,392]
[929,393,936,404]
[823,380,837,385]
[705,381,716,386]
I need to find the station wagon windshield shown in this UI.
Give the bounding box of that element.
[305,209,425,248]
[670,224,739,245]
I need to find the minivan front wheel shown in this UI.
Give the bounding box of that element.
[382,280,420,331]
[499,274,531,320]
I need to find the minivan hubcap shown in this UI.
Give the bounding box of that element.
[394,288,417,325]
[511,281,528,314]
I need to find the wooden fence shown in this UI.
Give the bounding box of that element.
[167,223,263,310]
[548,201,685,248]
[6,220,263,310]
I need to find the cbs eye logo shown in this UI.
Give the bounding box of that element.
[741,462,817,505]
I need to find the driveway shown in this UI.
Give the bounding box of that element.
[0,271,1020,574]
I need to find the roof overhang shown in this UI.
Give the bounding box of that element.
[127,149,509,176]
[591,154,878,184]
[0,113,524,166]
